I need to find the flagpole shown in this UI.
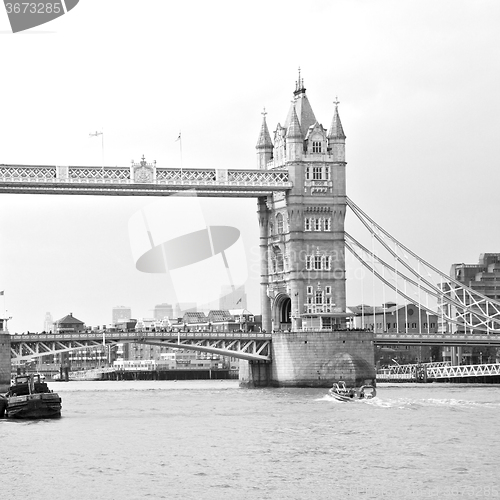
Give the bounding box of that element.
[176,131,182,179]
[89,130,104,177]
[101,127,104,173]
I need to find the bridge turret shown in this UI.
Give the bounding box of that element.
[327,99,346,163]
[256,109,273,170]
[285,105,303,162]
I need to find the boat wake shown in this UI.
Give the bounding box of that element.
[316,394,377,404]
[316,394,500,409]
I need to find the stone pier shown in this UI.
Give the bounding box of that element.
[0,331,11,392]
[239,330,375,388]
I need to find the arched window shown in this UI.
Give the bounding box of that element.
[276,213,284,233]
[275,248,284,272]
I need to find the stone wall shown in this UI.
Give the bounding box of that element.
[0,333,11,392]
[269,330,375,388]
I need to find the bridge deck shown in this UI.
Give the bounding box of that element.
[0,164,292,197]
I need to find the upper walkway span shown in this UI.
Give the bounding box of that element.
[0,163,292,197]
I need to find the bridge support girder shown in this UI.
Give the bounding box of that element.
[239,359,271,388]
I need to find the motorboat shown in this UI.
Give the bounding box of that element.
[328,381,376,402]
[2,373,62,419]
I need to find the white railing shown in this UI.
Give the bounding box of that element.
[377,362,500,380]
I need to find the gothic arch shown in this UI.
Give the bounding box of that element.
[273,293,291,330]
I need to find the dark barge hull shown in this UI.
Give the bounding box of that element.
[5,393,62,419]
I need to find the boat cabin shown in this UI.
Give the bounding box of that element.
[8,374,49,397]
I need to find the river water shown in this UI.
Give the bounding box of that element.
[1,381,499,500]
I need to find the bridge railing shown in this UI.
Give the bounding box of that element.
[375,333,500,345]
[0,165,292,189]
[10,331,273,342]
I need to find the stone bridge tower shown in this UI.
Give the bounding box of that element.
[243,75,375,388]
[256,75,347,334]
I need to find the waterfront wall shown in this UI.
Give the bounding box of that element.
[240,330,375,388]
[0,333,11,392]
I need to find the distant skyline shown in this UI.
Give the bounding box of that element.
[1,1,500,333]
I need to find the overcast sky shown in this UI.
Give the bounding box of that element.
[1,0,499,333]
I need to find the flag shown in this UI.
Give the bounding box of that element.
[0,291,4,295]
[236,298,242,305]
[175,132,181,142]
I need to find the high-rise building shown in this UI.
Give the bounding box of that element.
[443,253,500,364]
[43,312,53,333]
[219,285,247,310]
[112,306,132,325]
[451,253,500,301]
[154,303,173,320]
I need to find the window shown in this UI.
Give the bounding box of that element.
[305,166,311,180]
[312,141,322,153]
[314,255,322,270]
[315,291,323,304]
[276,213,284,234]
[276,250,283,272]
[314,218,321,231]
[324,218,331,231]
[313,166,322,180]
[307,286,313,295]
[325,256,331,270]
[306,256,313,271]
[305,217,311,231]
[325,167,331,180]
[325,286,332,294]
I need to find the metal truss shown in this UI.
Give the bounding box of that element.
[0,164,291,197]
[378,361,500,380]
[346,197,500,334]
[375,332,500,346]
[11,338,109,360]
[425,363,500,379]
[10,331,272,362]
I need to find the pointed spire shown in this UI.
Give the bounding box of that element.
[256,108,273,149]
[327,97,346,139]
[294,67,306,96]
[286,105,302,140]
[285,70,316,133]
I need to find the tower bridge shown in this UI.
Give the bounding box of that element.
[2,73,500,388]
